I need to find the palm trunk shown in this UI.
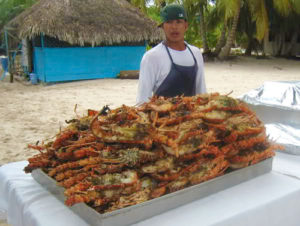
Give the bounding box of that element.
[199,4,209,53]
[285,27,299,57]
[274,33,284,56]
[218,0,241,60]
[245,38,255,56]
[214,25,227,55]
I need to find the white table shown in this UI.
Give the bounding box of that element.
[273,151,300,179]
[1,152,300,226]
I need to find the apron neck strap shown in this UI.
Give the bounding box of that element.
[162,41,197,65]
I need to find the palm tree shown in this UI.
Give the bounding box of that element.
[184,0,211,54]
[216,0,300,59]
[213,25,226,55]
[237,4,257,56]
[138,0,212,53]
[236,0,268,56]
[265,0,300,56]
[217,0,241,59]
[131,0,299,58]
[216,0,275,59]
[203,3,227,56]
[158,0,212,53]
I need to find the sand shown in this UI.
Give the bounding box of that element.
[0,55,299,225]
[0,56,299,166]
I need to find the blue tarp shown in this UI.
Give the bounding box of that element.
[33,46,146,83]
[0,57,8,80]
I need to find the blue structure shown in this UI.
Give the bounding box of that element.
[0,57,8,80]
[33,45,145,83]
[6,0,163,83]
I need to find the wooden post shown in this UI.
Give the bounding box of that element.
[27,39,33,73]
[4,29,13,83]
[41,33,45,48]
[41,33,46,82]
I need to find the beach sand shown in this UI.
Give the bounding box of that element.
[0,55,299,225]
[1,56,299,166]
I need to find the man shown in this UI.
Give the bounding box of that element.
[136,4,207,105]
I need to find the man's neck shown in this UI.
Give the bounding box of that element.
[165,40,186,51]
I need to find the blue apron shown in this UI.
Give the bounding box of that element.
[155,42,198,97]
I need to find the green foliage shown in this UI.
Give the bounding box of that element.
[146,43,154,51]
[266,0,300,33]
[0,0,36,30]
[217,0,240,21]
[184,2,201,46]
[185,25,202,47]
[138,0,300,57]
[130,0,148,13]
[146,5,161,23]
[291,0,300,14]
[272,0,293,17]
[206,29,219,48]
[236,32,249,49]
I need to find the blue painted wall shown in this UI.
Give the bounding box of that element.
[33,46,146,82]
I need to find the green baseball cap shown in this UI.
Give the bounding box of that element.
[160,4,187,25]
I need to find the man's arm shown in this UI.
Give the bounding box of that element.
[194,50,207,94]
[136,54,156,105]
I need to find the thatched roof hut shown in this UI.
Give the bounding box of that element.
[7,0,164,46]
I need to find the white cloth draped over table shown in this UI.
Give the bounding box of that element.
[273,152,300,179]
[1,152,300,226]
[0,161,88,226]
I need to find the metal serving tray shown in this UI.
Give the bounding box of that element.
[245,103,300,126]
[243,103,300,155]
[32,158,273,226]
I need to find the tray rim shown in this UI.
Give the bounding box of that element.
[32,157,273,226]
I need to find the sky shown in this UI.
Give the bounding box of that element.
[147,0,155,6]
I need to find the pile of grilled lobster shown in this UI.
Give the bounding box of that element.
[25,93,281,213]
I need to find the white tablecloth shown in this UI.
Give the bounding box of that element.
[273,151,300,179]
[1,152,300,226]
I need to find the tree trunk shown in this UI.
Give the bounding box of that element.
[245,38,255,56]
[218,1,241,60]
[273,33,284,56]
[214,25,227,55]
[199,4,209,53]
[285,27,299,57]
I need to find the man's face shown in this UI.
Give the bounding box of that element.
[162,19,188,43]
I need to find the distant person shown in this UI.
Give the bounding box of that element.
[136,4,206,105]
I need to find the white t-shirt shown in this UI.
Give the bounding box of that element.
[136,42,206,105]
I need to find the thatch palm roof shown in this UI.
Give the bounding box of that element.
[7,0,164,46]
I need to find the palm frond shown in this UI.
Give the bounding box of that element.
[291,0,300,14]
[272,0,292,17]
[217,0,240,21]
[248,0,268,41]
